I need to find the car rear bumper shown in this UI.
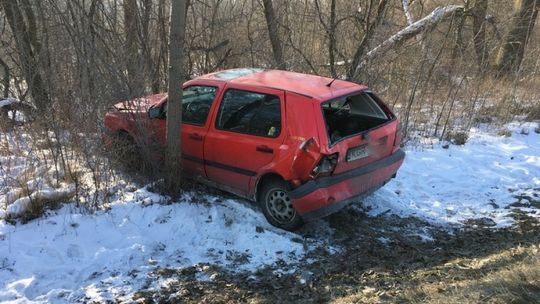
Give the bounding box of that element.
[289,149,405,220]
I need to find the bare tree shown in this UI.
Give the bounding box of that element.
[124,0,145,95]
[0,58,9,97]
[495,0,539,75]
[347,0,389,81]
[349,5,464,81]
[262,0,286,69]
[471,0,489,70]
[0,0,49,111]
[315,0,338,77]
[166,0,188,193]
[155,0,170,93]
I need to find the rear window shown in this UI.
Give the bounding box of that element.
[322,92,388,119]
[322,91,391,144]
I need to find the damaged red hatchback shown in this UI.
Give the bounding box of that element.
[104,68,405,230]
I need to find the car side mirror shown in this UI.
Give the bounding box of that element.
[148,106,161,119]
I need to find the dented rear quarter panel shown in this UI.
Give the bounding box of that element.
[247,91,320,197]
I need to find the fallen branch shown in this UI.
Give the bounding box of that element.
[351,5,464,80]
[402,0,426,48]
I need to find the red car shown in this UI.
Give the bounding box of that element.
[104,68,405,230]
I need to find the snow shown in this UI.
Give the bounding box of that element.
[1,159,78,218]
[0,98,17,108]
[363,122,540,227]
[0,189,304,302]
[0,121,539,302]
[212,68,264,80]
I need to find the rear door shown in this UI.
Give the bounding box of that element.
[204,85,286,193]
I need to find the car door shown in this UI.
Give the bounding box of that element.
[148,84,220,177]
[204,85,286,193]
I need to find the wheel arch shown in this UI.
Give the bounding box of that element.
[255,172,290,201]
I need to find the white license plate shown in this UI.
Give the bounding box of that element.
[347,145,369,161]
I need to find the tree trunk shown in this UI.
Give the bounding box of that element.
[140,0,154,93]
[18,0,41,54]
[347,0,389,81]
[155,0,168,93]
[0,57,10,130]
[402,0,415,25]
[0,0,49,111]
[124,0,144,95]
[87,0,99,99]
[328,0,337,78]
[0,58,9,97]
[495,0,539,75]
[315,0,338,77]
[165,0,187,193]
[262,0,286,69]
[471,0,488,70]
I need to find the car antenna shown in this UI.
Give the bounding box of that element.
[326,77,338,87]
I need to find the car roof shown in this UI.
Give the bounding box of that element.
[194,68,367,101]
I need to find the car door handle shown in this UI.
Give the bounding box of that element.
[256,145,273,154]
[189,133,203,141]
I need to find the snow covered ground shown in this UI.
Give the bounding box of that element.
[0,189,306,303]
[0,130,309,302]
[364,121,540,227]
[0,121,539,302]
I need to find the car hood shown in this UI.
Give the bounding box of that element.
[113,93,167,112]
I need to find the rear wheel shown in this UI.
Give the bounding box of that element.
[258,180,303,231]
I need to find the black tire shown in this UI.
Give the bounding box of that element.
[258,179,303,231]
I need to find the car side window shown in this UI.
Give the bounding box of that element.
[158,86,217,125]
[216,89,281,138]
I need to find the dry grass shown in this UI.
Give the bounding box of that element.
[399,246,540,304]
[327,242,540,304]
[446,130,469,145]
[0,127,120,222]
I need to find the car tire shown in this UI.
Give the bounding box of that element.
[258,179,303,231]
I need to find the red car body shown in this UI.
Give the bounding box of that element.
[104,68,405,230]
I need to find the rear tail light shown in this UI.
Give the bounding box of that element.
[311,153,338,177]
